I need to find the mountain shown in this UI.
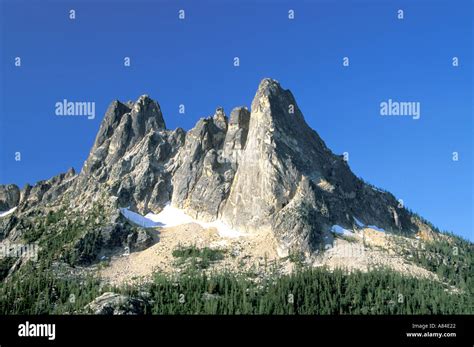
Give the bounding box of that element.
[0,78,472,316]
[0,78,437,261]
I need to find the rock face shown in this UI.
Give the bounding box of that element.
[0,78,431,260]
[221,79,415,254]
[171,79,416,253]
[17,168,77,212]
[77,96,183,214]
[0,185,20,211]
[171,107,233,221]
[84,292,147,315]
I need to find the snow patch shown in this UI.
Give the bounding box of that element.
[0,207,17,218]
[351,217,385,232]
[144,205,194,227]
[120,204,244,238]
[119,208,162,228]
[354,217,365,227]
[330,225,354,236]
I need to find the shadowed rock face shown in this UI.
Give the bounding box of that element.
[0,78,424,256]
[0,185,20,211]
[217,79,415,253]
[74,95,183,215]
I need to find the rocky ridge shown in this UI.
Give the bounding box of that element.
[0,78,437,266]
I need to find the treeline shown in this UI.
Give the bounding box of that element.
[136,267,472,315]
[1,262,471,314]
[396,232,473,291]
[0,203,471,315]
[0,261,104,314]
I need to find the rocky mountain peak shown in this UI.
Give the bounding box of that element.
[0,78,434,259]
[251,78,306,127]
[77,79,422,253]
[256,77,282,96]
[131,94,166,129]
[130,94,166,134]
[212,107,227,130]
[81,94,167,179]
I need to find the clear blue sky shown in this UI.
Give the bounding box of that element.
[0,0,472,240]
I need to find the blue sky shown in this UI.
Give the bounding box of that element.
[0,0,472,240]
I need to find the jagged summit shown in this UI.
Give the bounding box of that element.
[256,77,282,94]
[212,107,228,130]
[82,94,167,178]
[1,78,435,257]
[131,94,166,130]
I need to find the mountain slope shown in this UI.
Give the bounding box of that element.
[0,78,445,267]
[1,78,472,316]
